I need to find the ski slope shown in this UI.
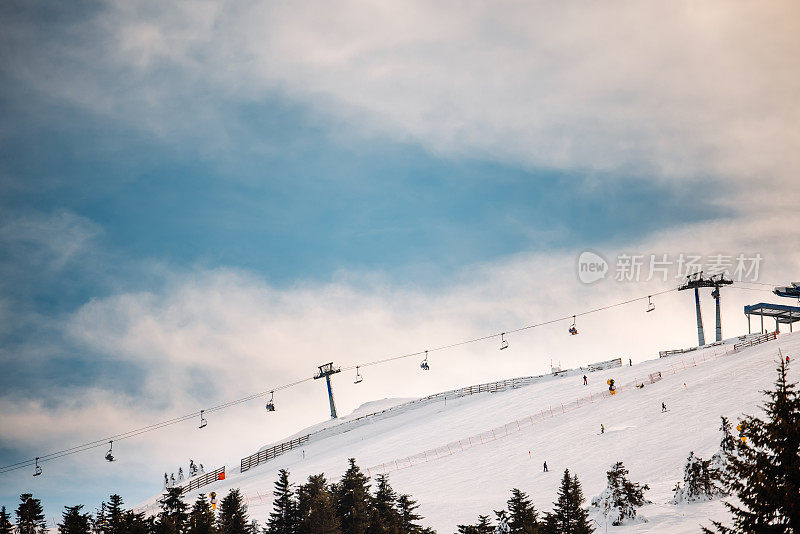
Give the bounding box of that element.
[136,331,799,532]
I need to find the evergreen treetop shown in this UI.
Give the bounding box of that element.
[59,504,92,534]
[218,488,249,534]
[543,470,594,534]
[0,506,13,534]
[16,493,47,534]
[706,356,800,533]
[506,488,540,533]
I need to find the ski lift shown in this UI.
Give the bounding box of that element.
[266,391,276,412]
[499,333,508,350]
[33,457,42,477]
[646,296,655,313]
[568,316,578,335]
[198,409,207,429]
[105,441,115,462]
[420,351,430,371]
[354,366,363,384]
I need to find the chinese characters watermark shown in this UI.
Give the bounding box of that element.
[577,252,762,284]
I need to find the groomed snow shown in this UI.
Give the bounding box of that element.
[136,331,799,533]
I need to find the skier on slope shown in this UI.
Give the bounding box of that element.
[600,424,605,434]
[583,375,587,385]
[543,461,548,472]
[661,402,667,412]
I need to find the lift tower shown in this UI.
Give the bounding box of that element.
[678,272,733,345]
[314,362,341,419]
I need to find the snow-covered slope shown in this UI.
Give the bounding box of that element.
[136,332,799,533]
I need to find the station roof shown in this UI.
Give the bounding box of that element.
[744,302,800,324]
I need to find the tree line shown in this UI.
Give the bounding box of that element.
[0,458,432,534]
[3,356,797,534]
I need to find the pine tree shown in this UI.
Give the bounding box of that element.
[267,469,296,534]
[705,357,800,533]
[59,505,92,534]
[187,494,216,534]
[543,470,594,534]
[16,493,47,534]
[105,494,125,534]
[121,511,152,534]
[369,473,401,534]
[0,506,13,534]
[335,458,372,534]
[92,502,106,534]
[396,494,423,534]
[590,462,649,526]
[671,452,717,504]
[158,486,189,534]
[475,515,493,534]
[296,474,341,534]
[456,514,494,534]
[506,489,540,533]
[217,488,249,534]
[709,417,736,496]
[494,510,510,534]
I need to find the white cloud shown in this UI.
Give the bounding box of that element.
[2,211,797,498]
[20,1,779,200]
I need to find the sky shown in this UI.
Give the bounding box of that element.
[1,0,799,525]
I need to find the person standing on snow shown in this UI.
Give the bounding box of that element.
[543,461,548,472]
[600,424,604,434]
[583,375,587,385]
[661,402,667,412]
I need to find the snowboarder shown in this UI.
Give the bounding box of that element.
[583,374,587,385]
[601,424,605,434]
[543,461,548,472]
[661,402,667,412]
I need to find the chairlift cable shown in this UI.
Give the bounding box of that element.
[0,282,782,475]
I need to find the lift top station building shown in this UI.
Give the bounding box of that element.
[743,282,800,334]
[314,362,341,419]
[678,272,733,346]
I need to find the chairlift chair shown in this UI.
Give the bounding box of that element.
[33,457,42,477]
[105,440,115,462]
[568,316,579,335]
[266,391,276,412]
[354,366,363,384]
[420,351,430,371]
[499,333,508,350]
[646,296,655,313]
[199,409,207,429]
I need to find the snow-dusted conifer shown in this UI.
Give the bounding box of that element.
[590,462,649,525]
[709,416,735,495]
[671,452,718,504]
[705,357,800,533]
[494,510,510,534]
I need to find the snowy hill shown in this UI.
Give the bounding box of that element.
[135,332,799,532]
